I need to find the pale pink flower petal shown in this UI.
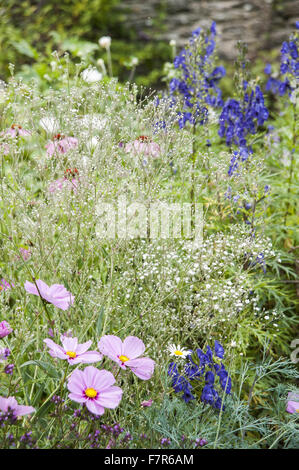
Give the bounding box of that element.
[75,340,93,355]
[25,279,74,311]
[15,404,36,416]
[72,351,103,364]
[43,339,66,359]
[83,365,100,389]
[286,400,299,414]
[68,393,86,403]
[286,393,299,414]
[0,396,17,412]
[0,396,35,417]
[96,387,123,408]
[123,336,145,359]
[91,369,116,391]
[98,335,123,361]
[127,357,155,380]
[61,336,78,352]
[67,369,85,394]
[86,400,105,416]
[24,280,39,296]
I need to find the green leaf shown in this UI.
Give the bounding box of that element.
[13,40,39,59]
[96,306,105,335]
[21,360,60,379]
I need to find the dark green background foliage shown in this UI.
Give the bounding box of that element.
[0,0,171,87]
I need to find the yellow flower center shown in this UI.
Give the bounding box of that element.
[296,409,299,413]
[85,387,97,399]
[174,350,183,356]
[66,351,77,359]
[119,355,130,363]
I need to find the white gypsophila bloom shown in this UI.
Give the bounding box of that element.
[50,61,57,72]
[39,116,59,134]
[80,114,107,131]
[208,108,219,124]
[0,80,7,104]
[98,36,111,49]
[81,156,89,168]
[167,344,191,359]
[81,67,103,84]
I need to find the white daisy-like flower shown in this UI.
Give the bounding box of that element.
[167,344,191,359]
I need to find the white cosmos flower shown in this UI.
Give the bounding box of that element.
[81,67,103,84]
[39,116,59,134]
[167,344,191,359]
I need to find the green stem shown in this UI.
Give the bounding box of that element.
[283,101,297,228]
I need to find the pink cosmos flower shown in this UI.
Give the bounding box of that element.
[44,336,102,365]
[286,392,299,414]
[0,321,12,338]
[24,279,74,311]
[67,366,122,416]
[1,125,31,138]
[45,134,78,156]
[98,335,155,380]
[0,396,35,417]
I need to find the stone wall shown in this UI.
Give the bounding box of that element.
[122,0,299,59]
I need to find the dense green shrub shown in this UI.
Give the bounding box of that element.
[0,0,171,88]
